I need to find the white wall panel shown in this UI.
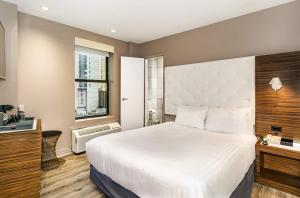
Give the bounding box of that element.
[165,56,255,123]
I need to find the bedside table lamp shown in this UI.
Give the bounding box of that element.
[269,77,282,91]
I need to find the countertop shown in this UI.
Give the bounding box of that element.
[0,119,37,133]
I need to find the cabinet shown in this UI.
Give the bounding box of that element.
[255,142,300,196]
[0,120,42,197]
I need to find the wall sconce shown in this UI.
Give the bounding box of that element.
[269,77,282,91]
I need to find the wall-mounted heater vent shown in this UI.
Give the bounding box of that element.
[72,122,121,153]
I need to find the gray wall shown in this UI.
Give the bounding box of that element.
[18,13,129,154]
[139,1,300,66]
[0,1,18,106]
[128,42,141,57]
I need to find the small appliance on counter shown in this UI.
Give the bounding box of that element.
[0,112,9,126]
[0,104,14,114]
[0,104,14,127]
[0,104,35,132]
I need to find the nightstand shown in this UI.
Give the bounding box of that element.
[255,141,300,196]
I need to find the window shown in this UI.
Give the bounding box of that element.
[75,46,109,119]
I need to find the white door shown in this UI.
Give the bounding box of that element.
[121,56,144,130]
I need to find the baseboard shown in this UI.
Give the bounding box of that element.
[56,147,72,158]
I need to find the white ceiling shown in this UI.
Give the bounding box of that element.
[4,0,294,43]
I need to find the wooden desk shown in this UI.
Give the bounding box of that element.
[0,119,42,197]
[255,142,300,196]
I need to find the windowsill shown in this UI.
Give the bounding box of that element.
[75,115,114,123]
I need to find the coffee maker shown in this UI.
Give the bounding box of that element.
[0,104,14,113]
[0,105,14,126]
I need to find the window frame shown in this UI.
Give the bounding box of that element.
[75,56,109,120]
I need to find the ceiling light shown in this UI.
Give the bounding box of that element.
[111,29,116,33]
[41,6,49,11]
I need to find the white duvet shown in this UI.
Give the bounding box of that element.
[86,122,256,198]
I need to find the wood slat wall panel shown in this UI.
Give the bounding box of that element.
[255,51,300,140]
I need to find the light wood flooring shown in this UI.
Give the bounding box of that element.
[41,154,299,198]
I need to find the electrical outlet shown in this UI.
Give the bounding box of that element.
[271,125,282,133]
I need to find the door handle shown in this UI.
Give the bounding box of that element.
[121,98,128,101]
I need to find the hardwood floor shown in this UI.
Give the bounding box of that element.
[41,154,299,198]
[41,154,104,198]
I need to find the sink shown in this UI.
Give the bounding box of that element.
[0,119,36,133]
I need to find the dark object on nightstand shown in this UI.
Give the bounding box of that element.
[41,130,65,171]
[258,136,268,145]
[280,138,293,147]
[262,140,268,145]
[255,142,300,196]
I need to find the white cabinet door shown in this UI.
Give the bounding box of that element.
[121,56,144,130]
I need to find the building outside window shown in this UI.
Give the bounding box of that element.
[75,46,109,119]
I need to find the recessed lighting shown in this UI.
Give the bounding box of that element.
[41,6,49,11]
[111,29,116,33]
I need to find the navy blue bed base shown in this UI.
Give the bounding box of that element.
[90,162,255,198]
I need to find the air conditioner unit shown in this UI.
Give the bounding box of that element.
[72,122,121,153]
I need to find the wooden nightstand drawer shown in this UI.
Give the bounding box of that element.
[255,142,300,196]
[263,153,300,177]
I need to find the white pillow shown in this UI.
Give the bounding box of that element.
[175,105,208,129]
[205,107,252,134]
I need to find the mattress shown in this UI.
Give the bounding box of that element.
[86,122,256,198]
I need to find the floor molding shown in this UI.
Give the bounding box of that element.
[56,147,72,158]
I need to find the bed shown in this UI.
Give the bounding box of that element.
[86,122,256,198]
[87,56,256,198]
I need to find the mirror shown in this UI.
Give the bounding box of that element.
[144,56,164,126]
[0,21,5,79]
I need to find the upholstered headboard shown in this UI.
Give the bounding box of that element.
[165,56,255,123]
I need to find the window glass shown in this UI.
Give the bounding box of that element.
[75,47,109,119]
